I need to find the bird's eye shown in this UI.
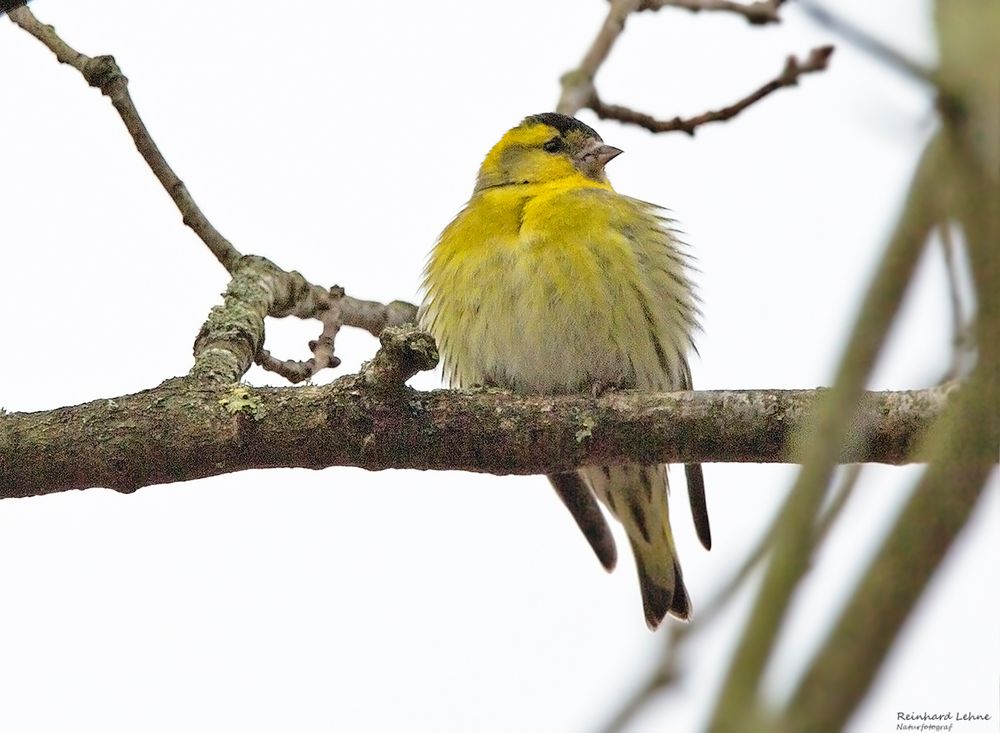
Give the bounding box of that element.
[543,137,565,153]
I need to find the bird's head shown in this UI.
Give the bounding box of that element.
[474,112,623,192]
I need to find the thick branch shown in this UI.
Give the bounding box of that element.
[0,379,957,499]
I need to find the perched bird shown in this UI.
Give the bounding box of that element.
[420,113,710,629]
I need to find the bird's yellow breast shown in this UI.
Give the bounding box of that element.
[422,178,695,394]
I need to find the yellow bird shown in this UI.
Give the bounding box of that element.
[420,113,710,629]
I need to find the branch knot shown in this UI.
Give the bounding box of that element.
[82,54,126,95]
[359,326,439,391]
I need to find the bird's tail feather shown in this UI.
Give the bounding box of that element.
[630,537,690,628]
[582,464,691,629]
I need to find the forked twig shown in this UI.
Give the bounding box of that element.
[559,1,831,136]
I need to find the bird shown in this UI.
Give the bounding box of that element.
[420,112,710,629]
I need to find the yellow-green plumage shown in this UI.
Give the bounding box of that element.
[421,113,709,629]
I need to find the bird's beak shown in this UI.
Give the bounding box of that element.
[575,141,624,178]
[590,144,624,167]
[576,141,624,167]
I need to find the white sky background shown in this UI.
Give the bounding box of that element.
[1,1,997,731]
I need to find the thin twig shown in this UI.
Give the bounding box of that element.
[255,288,419,382]
[256,287,345,383]
[590,45,834,135]
[256,350,319,383]
[638,0,784,25]
[306,293,345,373]
[9,7,242,272]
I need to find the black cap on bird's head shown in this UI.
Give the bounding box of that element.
[523,112,603,141]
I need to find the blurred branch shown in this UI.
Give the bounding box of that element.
[600,464,862,733]
[0,379,959,498]
[638,0,784,25]
[707,130,947,732]
[798,1,935,85]
[938,225,976,381]
[782,374,996,731]
[783,22,1000,726]
[709,4,998,730]
[697,463,861,636]
[590,46,833,135]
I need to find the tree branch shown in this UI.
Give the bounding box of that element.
[0,0,29,17]
[557,0,641,115]
[257,286,347,383]
[252,290,420,383]
[782,363,997,732]
[589,45,834,135]
[798,1,934,86]
[638,0,784,25]
[559,0,831,133]
[8,7,242,272]
[707,128,947,733]
[601,463,862,733]
[10,6,421,384]
[0,349,958,498]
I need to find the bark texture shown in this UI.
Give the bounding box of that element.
[0,379,955,499]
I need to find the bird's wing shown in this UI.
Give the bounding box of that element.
[681,363,712,551]
[621,198,711,551]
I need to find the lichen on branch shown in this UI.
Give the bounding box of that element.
[0,377,957,499]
